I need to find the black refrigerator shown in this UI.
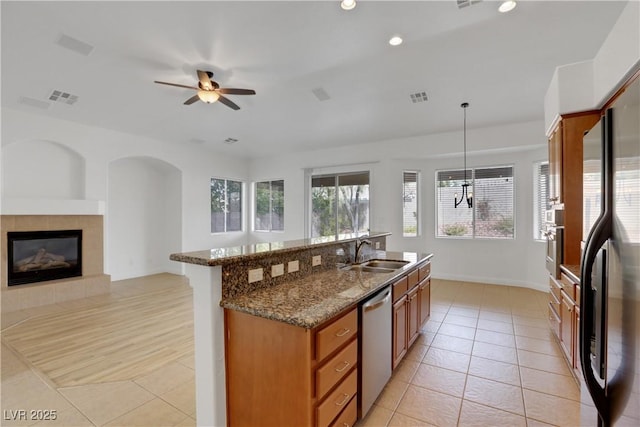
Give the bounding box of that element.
[580,74,639,426]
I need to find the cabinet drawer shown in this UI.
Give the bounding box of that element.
[329,395,357,427]
[316,309,357,361]
[560,273,576,301]
[549,277,562,306]
[575,283,581,307]
[316,339,357,399]
[408,269,419,289]
[549,289,560,318]
[392,276,408,303]
[317,369,357,427]
[548,303,560,339]
[419,262,431,281]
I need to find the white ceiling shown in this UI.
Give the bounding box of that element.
[1,1,627,159]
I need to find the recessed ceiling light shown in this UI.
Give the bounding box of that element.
[340,0,356,11]
[498,1,517,13]
[389,36,403,46]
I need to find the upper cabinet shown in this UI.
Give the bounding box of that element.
[546,111,600,265]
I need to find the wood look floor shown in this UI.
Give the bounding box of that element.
[1,274,583,427]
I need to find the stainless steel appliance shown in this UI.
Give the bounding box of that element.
[360,285,392,418]
[580,75,639,426]
[544,208,564,278]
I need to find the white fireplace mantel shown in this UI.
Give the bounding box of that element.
[0,198,105,216]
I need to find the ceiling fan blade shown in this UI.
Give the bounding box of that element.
[217,88,256,95]
[154,80,198,90]
[184,94,200,105]
[218,95,240,110]
[197,70,213,90]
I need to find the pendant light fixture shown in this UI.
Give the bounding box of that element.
[455,102,473,208]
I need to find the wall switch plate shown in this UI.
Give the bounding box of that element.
[271,264,284,277]
[312,255,321,266]
[248,268,263,283]
[375,241,380,249]
[288,260,299,273]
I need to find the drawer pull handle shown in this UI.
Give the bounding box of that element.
[335,328,351,337]
[335,393,350,406]
[343,424,350,427]
[335,361,350,372]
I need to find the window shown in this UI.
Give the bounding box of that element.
[211,178,243,233]
[255,180,284,231]
[311,172,369,238]
[436,166,514,239]
[534,161,550,240]
[403,171,419,237]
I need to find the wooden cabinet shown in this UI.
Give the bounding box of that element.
[550,266,582,378]
[547,111,600,265]
[548,123,563,205]
[560,289,575,362]
[224,307,358,427]
[392,295,408,369]
[392,261,431,369]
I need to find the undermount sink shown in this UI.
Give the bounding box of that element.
[341,264,395,273]
[363,259,410,269]
[340,259,410,273]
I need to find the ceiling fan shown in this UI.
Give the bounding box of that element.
[154,70,255,110]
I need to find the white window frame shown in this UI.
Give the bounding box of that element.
[402,170,420,237]
[210,177,244,234]
[533,161,550,241]
[254,179,285,232]
[435,164,515,240]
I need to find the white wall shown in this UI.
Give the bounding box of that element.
[2,139,85,199]
[1,108,250,279]
[108,157,182,280]
[545,1,640,130]
[249,120,549,291]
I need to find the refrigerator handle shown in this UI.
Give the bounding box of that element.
[580,109,613,426]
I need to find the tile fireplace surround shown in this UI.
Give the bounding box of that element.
[1,215,110,312]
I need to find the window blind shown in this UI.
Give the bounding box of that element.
[403,171,419,237]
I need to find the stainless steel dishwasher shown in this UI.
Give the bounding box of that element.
[360,285,392,418]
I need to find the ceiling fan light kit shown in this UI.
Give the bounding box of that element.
[154,69,255,110]
[197,90,220,104]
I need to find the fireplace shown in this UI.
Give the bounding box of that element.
[7,230,82,286]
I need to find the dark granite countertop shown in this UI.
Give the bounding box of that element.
[220,251,433,329]
[560,264,580,283]
[170,231,391,266]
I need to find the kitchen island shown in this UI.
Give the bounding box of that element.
[171,232,432,426]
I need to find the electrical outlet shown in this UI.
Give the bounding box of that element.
[312,255,321,266]
[375,241,380,249]
[272,264,284,277]
[248,268,263,283]
[288,260,299,273]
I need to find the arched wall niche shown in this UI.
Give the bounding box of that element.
[107,156,183,280]
[1,139,86,199]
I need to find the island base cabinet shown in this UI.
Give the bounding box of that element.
[392,296,408,369]
[224,308,358,427]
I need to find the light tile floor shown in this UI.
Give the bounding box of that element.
[357,279,586,427]
[2,275,584,426]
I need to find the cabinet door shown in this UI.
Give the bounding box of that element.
[407,287,420,348]
[418,278,430,327]
[392,296,408,369]
[560,290,575,362]
[574,306,581,374]
[548,124,562,204]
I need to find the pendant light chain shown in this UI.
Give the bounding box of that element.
[455,102,472,209]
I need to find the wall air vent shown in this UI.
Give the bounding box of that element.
[311,87,331,101]
[410,91,428,103]
[224,138,238,145]
[49,90,78,105]
[18,96,51,110]
[56,34,94,56]
[457,0,482,9]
